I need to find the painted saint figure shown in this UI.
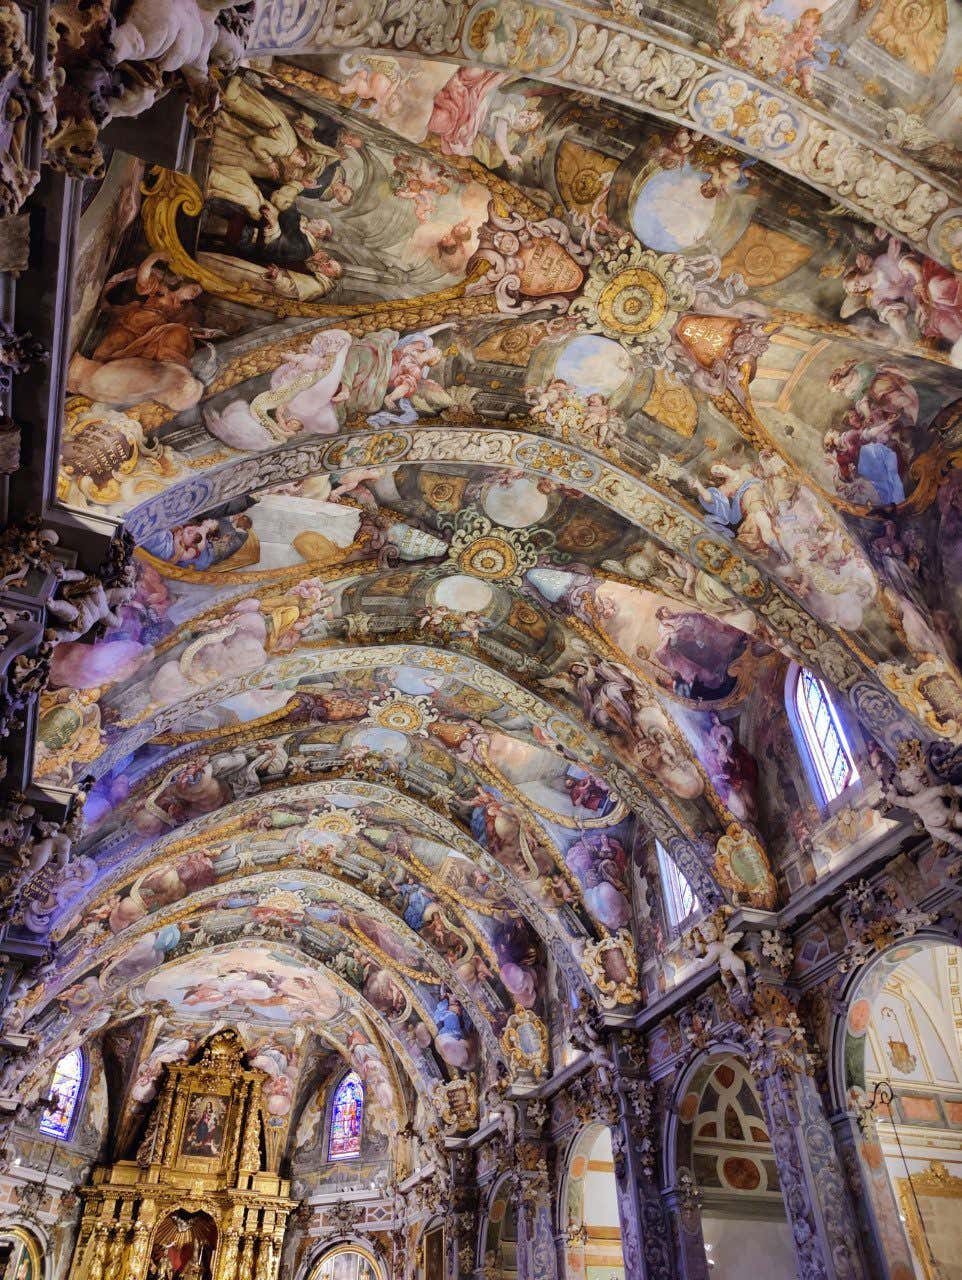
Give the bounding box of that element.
[67,253,212,410]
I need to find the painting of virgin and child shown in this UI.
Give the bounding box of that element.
[181,1094,227,1158]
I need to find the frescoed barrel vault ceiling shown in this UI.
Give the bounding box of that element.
[22,3,962,1131]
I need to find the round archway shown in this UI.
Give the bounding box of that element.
[673,1052,797,1277]
[0,1227,44,1280]
[150,1209,217,1280]
[482,1177,518,1280]
[309,1243,382,1280]
[843,940,962,1280]
[562,1124,625,1279]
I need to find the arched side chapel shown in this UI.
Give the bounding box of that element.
[0,0,960,1278]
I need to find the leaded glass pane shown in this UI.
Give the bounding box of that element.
[39,1049,84,1140]
[328,1071,363,1161]
[795,671,858,804]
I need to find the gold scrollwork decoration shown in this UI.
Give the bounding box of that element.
[501,1008,550,1079]
[581,929,640,1008]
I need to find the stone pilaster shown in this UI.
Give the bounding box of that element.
[661,1173,710,1280]
[513,1140,559,1280]
[830,1108,915,1280]
[751,1026,868,1280]
[611,1036,680,1279]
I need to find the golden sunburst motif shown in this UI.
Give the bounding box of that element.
[367,690,439,736]
[306,808,362,837]
[596,266,669,335]
[448,513,539,587]
[571,234,700,357]
[457,534,520,581]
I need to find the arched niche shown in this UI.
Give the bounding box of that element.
[415,1221,445,1280]
[0,1226,45,1280]
[150,1209,217,1280]
[290,1059,393,1197]
[481,1175,518,1280]
[837,936,962,1280]
[560,1123,625,1280]
[671,1050,796,1277]
[306,1242,383,1280]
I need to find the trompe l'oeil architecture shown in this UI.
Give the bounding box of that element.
[0,1,961,1278]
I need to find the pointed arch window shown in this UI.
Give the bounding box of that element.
[328,1071,364,1162]
[656,841,701,931]
[793,668,859,804]
[38,1048,84,1140]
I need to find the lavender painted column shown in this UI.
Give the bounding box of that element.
[611,1041,681,1280]
[830,1108,915,1280]
[662,1173,711,1280]
[754,1029,868,1280]
[513,1143,560,1280]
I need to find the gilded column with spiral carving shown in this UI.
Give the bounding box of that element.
[237,1230,256,1280]
[85,1223,110,1280]
[215,1226,242,1280]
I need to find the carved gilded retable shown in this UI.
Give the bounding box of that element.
[66,1030,295,1280]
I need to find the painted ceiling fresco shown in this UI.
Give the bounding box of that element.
[26,34,962,1134]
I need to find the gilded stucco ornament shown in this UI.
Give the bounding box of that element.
[876,657,962,739]
[712,823,777,908]
[447,513,540,587]
[466,199,592,315]
[0,320,45,394]
[301,805,362,839]
[581,929,639,1008]
[432,1077,478,1132]
[677,992,716,1052]
[786,121,950,245]
[501,1009,550,1079]
[571,237,699,359]
[730,988,816,1078]
[932,211,962,272]
[566,1072,617,1127]
[367,690,439,736]
[760,928,794,978]
[837,877,937,973]
[0,0,55,216]
[58,397,190,509]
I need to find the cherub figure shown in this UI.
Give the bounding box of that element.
[340,55,412,119]
[682,907,750,996]
[875,739,962,854]
[719,0,779,57]
[45,567,136,643]
[391,153,451,223]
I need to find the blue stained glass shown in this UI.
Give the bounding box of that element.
[795,670,858,804]
[39,1049,84,1140]
[328,1071,363,1161]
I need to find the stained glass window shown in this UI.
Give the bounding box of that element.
[327,1071,363,1161]
[656,841,700,930]
[794,669,858,804]
[38,1048,84,1140]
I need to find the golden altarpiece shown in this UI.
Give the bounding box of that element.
[67,1031,295,1280]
